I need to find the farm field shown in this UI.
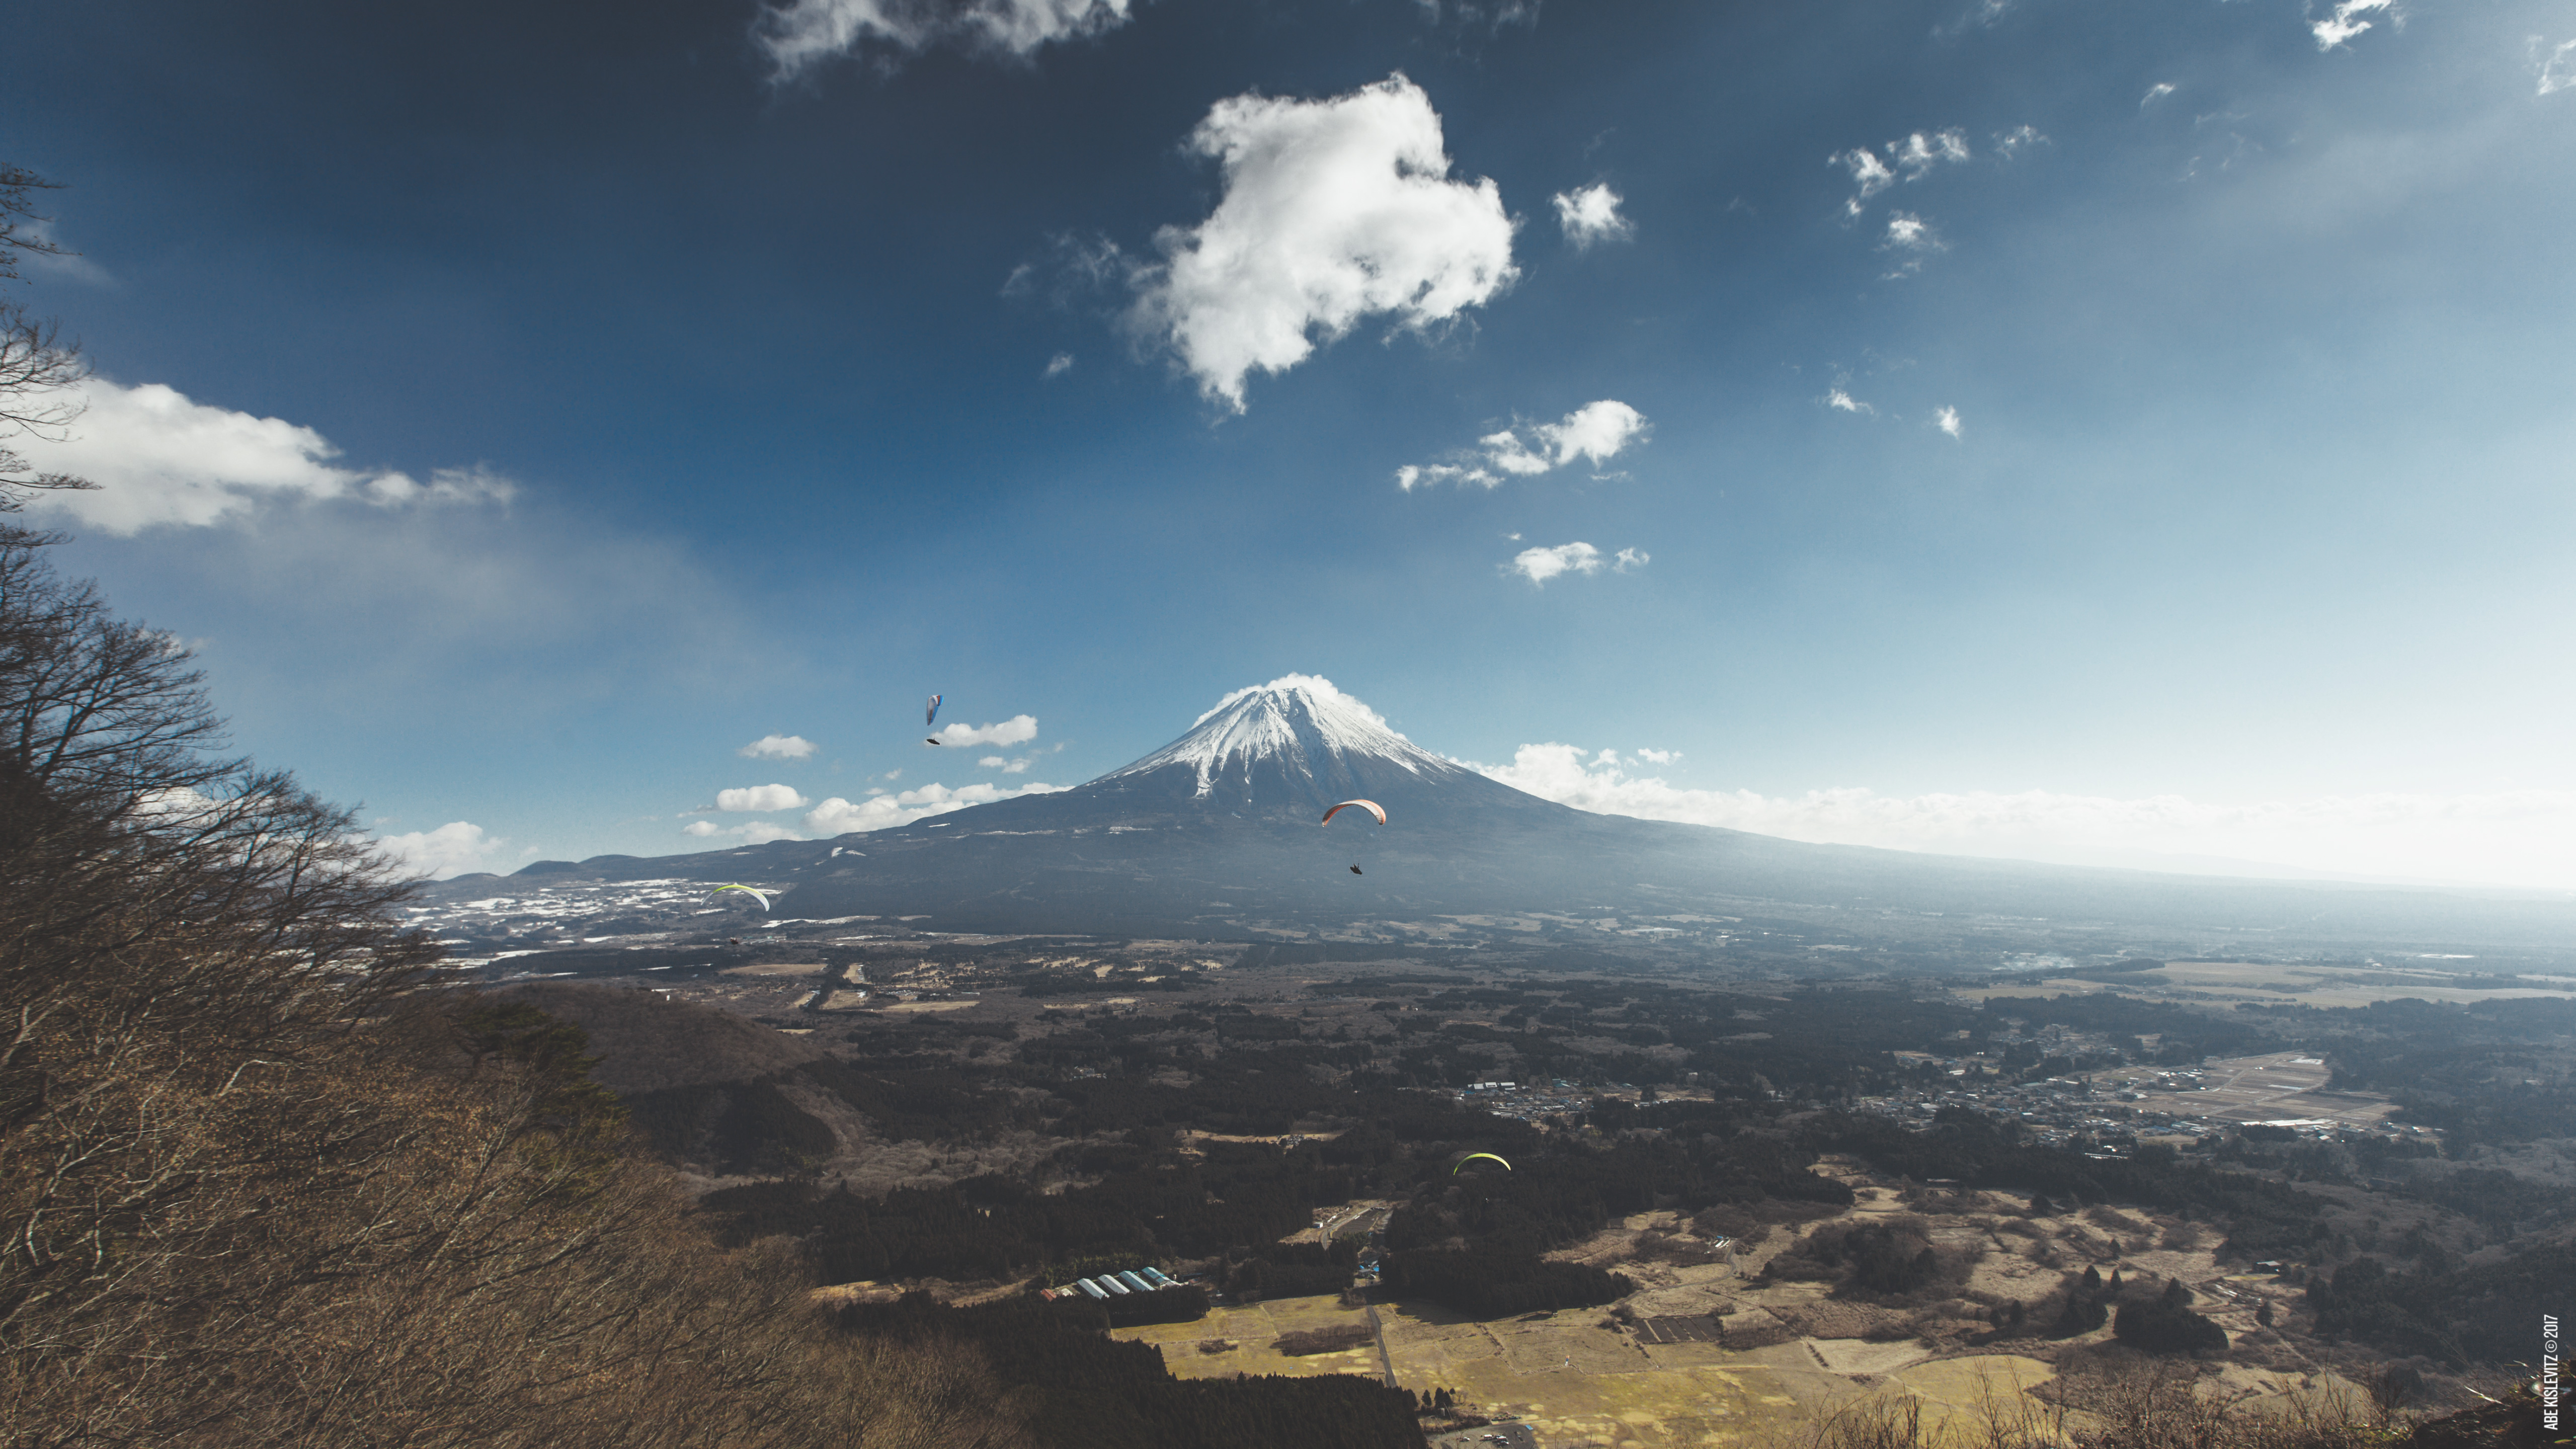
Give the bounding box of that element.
[1113,1177,2359,1448]
[1962,959,2573,1011]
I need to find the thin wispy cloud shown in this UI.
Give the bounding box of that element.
[1935,406,1963,438]
[1991,125,2048,159]
[1824,387,1874,416]
[1880,212,1943,276]
[1472,745,2576,889]
[1043,351,1075,377]
[14,217,113,286]
[684,819,804,844]
[1552,183,1633,249]
[1397,399,1648,490]
[2311,0,2395,51]
[1831,129,1968,218]
[2534,36,2576,95]
[2141,82,2178,108]
[754,0,1131,78]
[1129,74,1517,411]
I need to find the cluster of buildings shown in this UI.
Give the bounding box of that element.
[1038,1266,1187,1301]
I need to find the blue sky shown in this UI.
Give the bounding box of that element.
[8,0,2574,887]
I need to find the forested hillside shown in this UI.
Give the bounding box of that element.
[0,515,1422,1447]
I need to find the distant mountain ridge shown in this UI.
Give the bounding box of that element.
[445,676,2576,960]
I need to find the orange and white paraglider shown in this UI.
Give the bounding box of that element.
[1321,799,1384,876]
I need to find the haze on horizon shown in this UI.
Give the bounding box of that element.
[9,0,2572,891]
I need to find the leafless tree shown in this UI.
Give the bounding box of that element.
[0,165,93,509]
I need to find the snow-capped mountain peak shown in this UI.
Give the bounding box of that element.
[1104,674,1463,799]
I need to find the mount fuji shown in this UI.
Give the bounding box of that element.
[488,676,2576,955]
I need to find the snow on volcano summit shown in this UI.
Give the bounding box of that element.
[1103,674,1467,799]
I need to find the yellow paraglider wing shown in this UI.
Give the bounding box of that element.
[712,883,772,911]
[1453,1152,1513,1173]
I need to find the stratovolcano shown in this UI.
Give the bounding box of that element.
[486,676,2576,953]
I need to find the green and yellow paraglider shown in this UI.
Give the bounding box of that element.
[1453,1152,1512,1174]
[712,883,773,911]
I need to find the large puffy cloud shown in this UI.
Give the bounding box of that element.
[1130,74,1518,411]
[376,821,509,879]
[16,378,512,533]
[1398,400,1647,490]
[929,713,1038,748]
[738,734,818,760]
[1472,745,2576,889]
[804,779,1066,835]
[1552,184,1634,249]
[714,783,812,812]
[754,0,1130,76]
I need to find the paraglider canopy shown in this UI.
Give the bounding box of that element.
[712,883,772,911]
[1319,799,1386,827]
[1349,865,1362,875]
[926,694,942,727]
[1453,1152,1512,1173]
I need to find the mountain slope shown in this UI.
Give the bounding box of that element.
[464,676,2576,958]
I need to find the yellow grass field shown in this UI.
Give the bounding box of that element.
[1116,1291,2078,1448]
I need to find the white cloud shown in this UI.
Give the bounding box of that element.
[1935,406,1963,438]
[1831,148,1897,213]
[2312,0,2394,50]
[1473,745,2576,889]
[1992,125,2048,159]
[15,217,114,287]
[739,734,818,760]
[1395,462,1499,491]
[376,821,508,879]
[16,378,514,534]
[1880,213,1944,277]
[1044,351,1075,377]
[1552,183,1634,249]
[2534,37,2576,95]
[715,783,812,812]
[1509,542,1599,584]
[684,819,803,844]
[980,754,1036,773]
[929,713,1039,748]
[1832,130,1967,217]
[1633,748,1678,765]
[1509,541,1643,585]
[1890,129,1970,178]
[1825,388,1874,416]
[753,0,1131,77]
[1883,213,1940,251]
[1129,73,1518,411]
[1538,399,1649,466]
[804,779,1068,835]
[1401,399,1648,490]
[2141,82,2178,108]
